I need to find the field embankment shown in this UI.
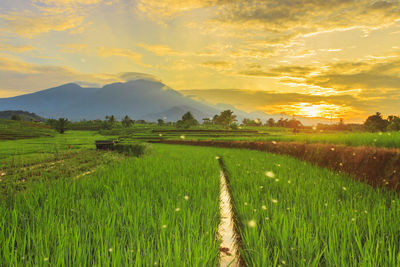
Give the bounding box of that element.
[152,140,400,191]
[0,119,54,140]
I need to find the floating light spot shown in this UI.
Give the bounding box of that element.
[272,141,277,144]
[262,205,267,210]
[44,258,49,262]
[180,135,185,139]
[215,156,220,160]
[352,152,356,156]
[351,218,356,222]
[244,202,248,206]
[275,163,281,167]
[162,224,167,228]
[248,220,256,227]
[159,133,162,137]
[282,260,286,265]
[364,210,368,214]
[275,179,279,182]
[378,132,383,136]
[331,147,335,151]
[287,180,291,184]
[265,171,275,178]
[184,195,189,200]
[342,187,347,191]
[312,126,317,130]
[324,203,328,207]
[259,185,263,189]
[175,208,180,212]
[0,172,5,176]
[373,139,377,142]
[108,248,113,252]
[271,199,278,204]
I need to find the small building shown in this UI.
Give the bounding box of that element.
[95,140,114,150]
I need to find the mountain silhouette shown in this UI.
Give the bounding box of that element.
[0,79,224,121]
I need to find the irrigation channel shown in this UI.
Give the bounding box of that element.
[217,157,244,267]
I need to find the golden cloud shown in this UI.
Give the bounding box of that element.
[59,43,88,53]
[0,44,37,53]
[137,0,400,44]
[137,43,186,56]
[97,47,145,65]
[0,11,84,38]
[0,55,121,94]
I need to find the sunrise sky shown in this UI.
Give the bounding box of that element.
[0,0,399,121]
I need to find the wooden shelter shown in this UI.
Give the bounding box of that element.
[95,140,115,150]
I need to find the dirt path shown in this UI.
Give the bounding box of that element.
[217,157,243,267]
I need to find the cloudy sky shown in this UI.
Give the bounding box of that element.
[0,0,399,121]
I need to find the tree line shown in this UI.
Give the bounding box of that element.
[44,110,400,134]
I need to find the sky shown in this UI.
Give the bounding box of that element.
[0,0,399,122]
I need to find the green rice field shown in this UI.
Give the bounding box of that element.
[1,128,399,266]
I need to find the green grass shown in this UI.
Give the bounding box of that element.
[0,150,125,201]
[0,144,221,266]
[0,119,54,140]
[219,148,400,266]
[105,124,400,148]
[215,131,400,149]
[0,131,116,165]
[1,128,399,265]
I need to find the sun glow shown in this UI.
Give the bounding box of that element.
[273,102,353,119]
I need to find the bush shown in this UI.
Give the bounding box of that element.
[113,143,150,157]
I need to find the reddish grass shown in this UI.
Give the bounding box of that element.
[152,140,400,191]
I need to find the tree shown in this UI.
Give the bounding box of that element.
[286,118,302,129]
[276,118,288,127]
[52,118,69,134]
[364,112,388,132]
[102,115,116,130]
[214,110,237,128]
[122,115,134,127]
[157,119,165,126]
[266,118,275,127]
[176,111,198,128]
[11,114,21,121]
[202,118,212,125]
[387,116,400,131]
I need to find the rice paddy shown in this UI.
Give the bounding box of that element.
[1,126,399,266]
[220,148,400,266]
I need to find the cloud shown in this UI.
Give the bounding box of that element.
[237,53,400,96]
[118,72,161,82]
[0,0,104,38]
[0,44,37,53]
[97,47,149,66]
[58,43,88,53]
[201,60,232,70]
[34,0,102,4]
[137,0,400,44]
[135,0,214,20]
[137,43,187,56]
[0,11,84,37]
[0,55,121,94]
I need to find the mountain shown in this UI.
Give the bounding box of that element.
[0,79,223,121]
[0,110,46,121]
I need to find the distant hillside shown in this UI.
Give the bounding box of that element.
[0,119,54,140]
[0,79,255,122]
[0,110,46,122]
